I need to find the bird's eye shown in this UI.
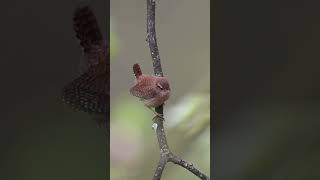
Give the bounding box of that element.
[157,83,163,90]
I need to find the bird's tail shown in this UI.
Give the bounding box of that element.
[73,5,103,53]
[133,63,142,79]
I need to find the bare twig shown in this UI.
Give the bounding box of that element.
[169,155,210,180]
[146,0,210,179]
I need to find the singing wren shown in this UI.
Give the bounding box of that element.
[129,64,171,117]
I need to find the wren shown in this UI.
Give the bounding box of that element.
[129,64,171,117]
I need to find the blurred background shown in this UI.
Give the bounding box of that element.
[110,0,210,179]
[2,0,319,180]
[0,1,109,179]
[214,0,320,180]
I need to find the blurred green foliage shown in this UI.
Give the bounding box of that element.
[110,80,210,180]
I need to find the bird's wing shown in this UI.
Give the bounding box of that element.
[129,81,156,100]
[62,68,109,114]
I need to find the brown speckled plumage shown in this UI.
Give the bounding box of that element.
[130,64,170,108]
[62,5,109,122]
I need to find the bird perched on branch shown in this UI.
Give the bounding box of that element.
[130,63,170,117]
[62,5,109,128]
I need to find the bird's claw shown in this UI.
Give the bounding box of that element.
[153,113,164,122]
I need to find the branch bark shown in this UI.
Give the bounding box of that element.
[146,0,210,179]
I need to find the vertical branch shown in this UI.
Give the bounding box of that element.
[147,0,164,116]
[145,0,210,179]
[153,156,168,180]
[147,0,163,77]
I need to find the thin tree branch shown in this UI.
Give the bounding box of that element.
[146,0,163,78]
[153,155,168,180]
[169,155,210,180]
[146,0,210,179]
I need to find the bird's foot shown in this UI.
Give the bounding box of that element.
[152,113,164,122]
